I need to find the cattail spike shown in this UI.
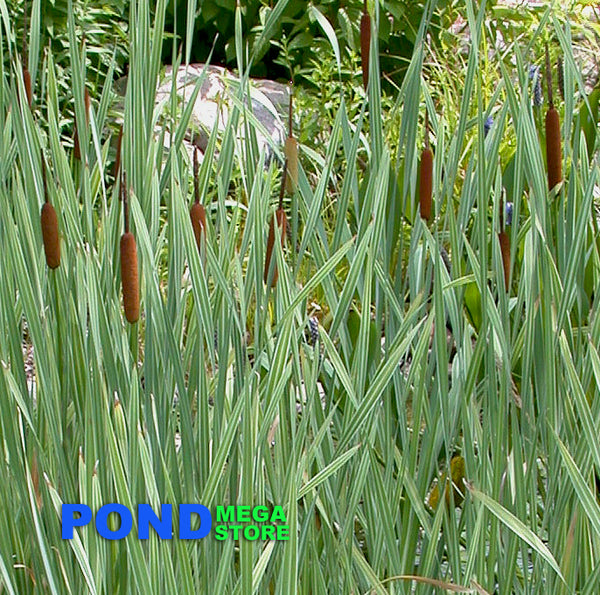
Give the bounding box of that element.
[544,43,561,191]
[264,208,287,286]
[284,138,298,194]
[284,85,298,194]
[41,202,60,269]
[23,67,32,108]
[31,451,42,510]
[265,162,289,284]
[120,232,139,323]
[73,88,90,160]
[120,181,139,323]
[190,147,207,253]
[360,3,371,91]
[264,216,277,285]
[40,155,60,269]
[190,203,207,253]
[498,231,510,292]
[276,208,287,256]
[73,123,80,160]
[84,88,90,120]
[193,146,200,204]
[419,112,433,221]
[545,105,562,191]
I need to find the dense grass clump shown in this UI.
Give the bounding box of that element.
[0,2,599,594]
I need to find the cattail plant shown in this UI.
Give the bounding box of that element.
[545,44,562,192]
[190,147,207,253]
[264,165,288,286]
[30,451,42,511]
[120,177,140,323]
[498,198,510,291]
[22,63,32,108]
[419,111,433,222]
[73,87,90,161]
[360,0,371,91]
[284,85,299,194]
[40,156,60,269]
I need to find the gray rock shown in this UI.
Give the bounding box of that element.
[154,64,289,165]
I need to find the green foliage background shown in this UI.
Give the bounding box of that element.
[163,0,443,86]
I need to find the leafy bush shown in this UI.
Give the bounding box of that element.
[7,0,129,90]
[164,0,450,87]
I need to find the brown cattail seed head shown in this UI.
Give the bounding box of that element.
[419,147,433,221]
[73,123,80,160]
[23,66,32,108]
[190,146,206,252]
[284,86,298,193]
[284,136,298,193]
[120,232,139,323]
[545,106,562,191]
[31,451,42,510]
[41,202,60,269]
[498,230,510,291]
[315,508,321,531]
[360,6,371,91]
[190,202,207,253]
[84,88,90,118]
[264,208,287,285]
[73,89,90,160]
